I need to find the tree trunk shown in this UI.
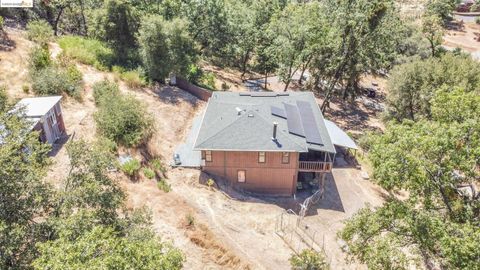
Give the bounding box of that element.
[240,50,251,79]
[53,7,65,36]
[298,55,312,85]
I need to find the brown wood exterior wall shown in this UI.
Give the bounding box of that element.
[202,151,299,196]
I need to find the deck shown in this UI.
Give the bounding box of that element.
[298,161,333,172]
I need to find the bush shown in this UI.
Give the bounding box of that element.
[112,66,147,89]
[94,82,153,147]
[289,249,329,270]
[476,17,480,24]
[92,80,120,105]
[0,85,8,112]
[120,158,141,177]
[22,84,30,94]
[150,158,166,173]
[199,72,216,90]
[58,36,113,70]
[26,20,53,45]
[28,46,52,72]
[31,66,82,98]
[186,64,203,84]
[143,168,155,179]
[0,16,4,31]
[185,213,195,227]
[157,179,171,192]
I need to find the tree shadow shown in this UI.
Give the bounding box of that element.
[153,85,198,106]
[0,30,16,51]
[48,133,71,157]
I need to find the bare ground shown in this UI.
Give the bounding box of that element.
[444,22,480,53]
[3,28,387,269]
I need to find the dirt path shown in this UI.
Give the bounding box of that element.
[3,28,387,269]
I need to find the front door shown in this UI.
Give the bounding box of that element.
[47,110,61,143]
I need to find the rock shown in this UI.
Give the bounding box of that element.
[360,171,370,180]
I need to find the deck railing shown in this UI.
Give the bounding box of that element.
[298,161,332,172]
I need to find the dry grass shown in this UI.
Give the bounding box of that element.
[186,223,251,270]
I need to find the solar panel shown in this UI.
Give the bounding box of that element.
[284,103,305,137]
[297,101,323,145]
[271,106,287,118]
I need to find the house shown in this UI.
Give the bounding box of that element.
[12,96,66,144]
[193,91,356,196]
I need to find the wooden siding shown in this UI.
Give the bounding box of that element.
[202,151,299,196]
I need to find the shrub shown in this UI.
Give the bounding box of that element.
[0,85,8,112]
[58,36,113,70]
[289,249,329,270]
[31,66,81,98]
[94,89,153,147]
[476,17,480,25]
[185,213,195,227]
[150,158,166,173]
[157,179,171,192]
[143,168,155,179]
[206,178,215,188]
[28,46,52,72]
[199,72,216,90]
[112,66,147,89]
[186,64,203,84]
[120,158,141,177]
[0,16,4,30]
[221,82,230,91]
[92,80,120,105]
[22,84,30,93]
[26,20,53,46]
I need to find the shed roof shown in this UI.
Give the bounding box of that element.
[15,96,62,117]
[324,119,358,150]
[194,92,336,153]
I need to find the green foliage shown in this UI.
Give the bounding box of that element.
[422,15,444,57]
[138,15,197,82]
[0,85,8,112]
[150,158,166,173]
[26,20,53,46]
[0,113,52,268]
[206,178,215,188]
[143,168,155,179]
[31,66,82,98]
[112,66,147,88]
[22,84,30,93]
[289,249,330,270]
[28,45,52,71]
[96,0,140,65]
[58,36,114,70]
[199,72,216,90]
[186,64,203,83]
[0,16,3,30]
[92,80,120,105]
[386,53,480,121]
[33,224,185,269]
[120,158,141,177]
[425,0,456,23]
[342,86,480,268]
[94,81,153,147]
[157,179,171,193]
[185,213,195,227]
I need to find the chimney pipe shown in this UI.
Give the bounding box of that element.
[272,122,278,141]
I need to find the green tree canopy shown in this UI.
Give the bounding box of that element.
[386,53,480,121]
[138,15,197,82]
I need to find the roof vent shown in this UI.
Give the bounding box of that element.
[248,113,254,117]
[272,122,278,141]
[235,107,244,115]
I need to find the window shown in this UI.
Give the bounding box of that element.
[237,170,246,183]
[282,152,290,164]
[205,150,212,162]
[258,152,266,163]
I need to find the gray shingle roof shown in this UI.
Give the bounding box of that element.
[194,92,336,153]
